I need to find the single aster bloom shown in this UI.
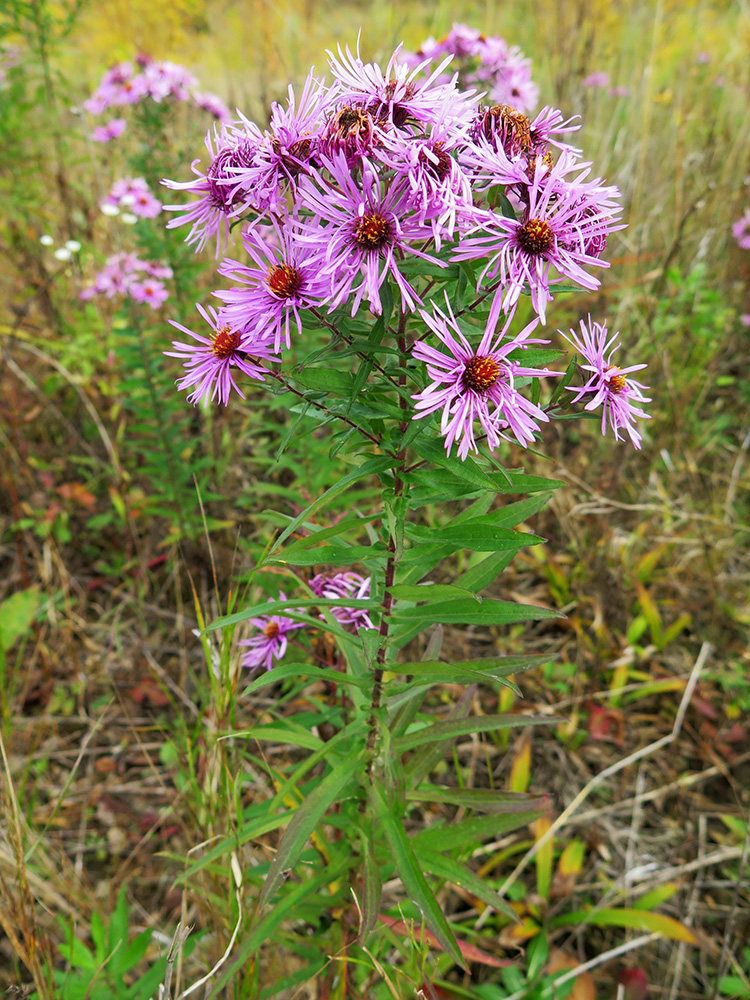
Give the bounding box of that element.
[227,72,331,211]
[376,116,473,248]
[295,154,446,316]
[411,297,560,459]
[326,40,474,130]
[732,209,750,250]
[238,592,305,672]
[162,124,261,256]
[214,217,330,352]
[165,303,278,407]
[310,572,374,631]
[452,150,624,326]
[562,317,651,449]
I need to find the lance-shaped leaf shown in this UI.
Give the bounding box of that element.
[550,908,698,944]
[266,455,392,556]
[388,583,481,603]
[392,598,561,626]
[406,785,547,814]
[370,783,466,971]
[411,809,543,853]
[260,747,365,907]
[393,713,555,754]
[417,849,519,923]
[405,523,543,553]
[391,655,553,681]
[267,543,387,566]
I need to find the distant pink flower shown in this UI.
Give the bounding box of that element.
[732,209,750,250]
[104,176,161,216]
[411,297,559,459]
[130,278,169,308]
[310,572,374,631]
[165,303,278,406]
[239,592,305,672]
[84,94,109,115]
[562,317,650,449]
[92,118,126,143]
[192,90,232,123]
[583,72,609,88]
[696,51,711,64]
[608,86,630,98]
[740,314,750,327]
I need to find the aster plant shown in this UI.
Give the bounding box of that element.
[163,36,648,980]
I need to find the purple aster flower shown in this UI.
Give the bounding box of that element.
[238,592,305,672]
[226,71,330,211]
[165,303,279,407]
[452,150,624,326]
[607,86,630,98]
[528,106,582,156]
[162,123,261,256]
[310,572,374,631]
[440,24,483,59]
[562,317,651,449]
[318,103,387,168]
[92,118,126,143]
[411,297,560,459]
[376,117,473,248]
[488,50,539,114]
[295,154,446,316]
[326,41,474,130]
[732,209,750,250]
[214,218,330,352]
[741,314,750,328]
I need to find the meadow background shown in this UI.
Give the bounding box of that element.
[1,0,749,997]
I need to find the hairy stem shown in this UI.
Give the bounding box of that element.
[365,308,410,764]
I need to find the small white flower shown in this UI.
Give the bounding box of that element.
[121,212,138,225]
[40,235,54,246]
[119,193,136,207]
[53,247,72,261]
[100,203,120,217]
[65,239,81,252]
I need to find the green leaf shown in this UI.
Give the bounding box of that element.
[361,832,383,943]
[0,587,41,651]
[266,455,392,556]
[293,368,356,395]
[406,522,544,552]
[370,783,466,971]
[417,849,519,923]
[260,747,365,906]
[243,662,372,695]
[407,784,546,814]
[268,543,387,566]
[393,714,555,754]
[108,886,129,959]
[550,908,698,943]
[411,810,542,852]
[412,436,497,491]
[453,550,516,592]
[232,725,326,752]
[391,598,561,626]
[388,583,481,603]
[280,513,382,551]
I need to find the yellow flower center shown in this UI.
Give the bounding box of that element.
[353,212,392,251]
[264,621,280,639]
[267,263,304,298]
[517,217,554,255]
[462,355,502,392]
[605,365,628,394]
[211,326,241,358]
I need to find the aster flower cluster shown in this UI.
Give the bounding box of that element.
[239,573,373,672]
[84,54,231,143]
[163,36,649,449]
[80,252,172,308]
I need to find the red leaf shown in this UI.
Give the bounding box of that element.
[619,967,648,1000]
[130,679,169,707]
[378,914,511,968]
